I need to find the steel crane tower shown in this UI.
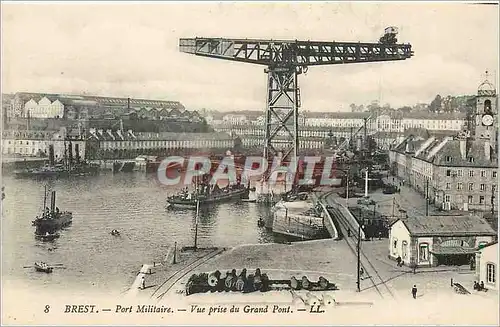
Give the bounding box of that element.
[179,34,413,162]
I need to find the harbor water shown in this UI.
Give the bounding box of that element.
[1,172,278,296]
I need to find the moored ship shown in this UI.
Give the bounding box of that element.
[167,176,249,209]
[14,142,99,178]
[32,187,73,235]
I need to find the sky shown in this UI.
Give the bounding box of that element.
[1,2,499,112]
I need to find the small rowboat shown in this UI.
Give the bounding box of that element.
[34,262,53,273]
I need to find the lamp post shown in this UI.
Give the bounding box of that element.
[356,211,365,292]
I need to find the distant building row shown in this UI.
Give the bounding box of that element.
[1,128,235,160]
[208,111,467,132]
[5,92,198,121]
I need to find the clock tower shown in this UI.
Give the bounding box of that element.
[473,71,497,151]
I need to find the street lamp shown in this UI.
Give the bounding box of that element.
[356,211,365,292]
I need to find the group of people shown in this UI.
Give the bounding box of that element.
[473,281,487,291]
[37,207,61,219]
[186,268,270,295]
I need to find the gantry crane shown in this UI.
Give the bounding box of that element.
[179,28,413,163]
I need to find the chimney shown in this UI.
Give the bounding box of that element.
[484,141,491,161]
[459,139,467,159]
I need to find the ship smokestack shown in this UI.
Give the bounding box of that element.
[48,145,55,166]
[50,191,56,214]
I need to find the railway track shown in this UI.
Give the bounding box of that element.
[320,191,394,299]
[153,248,226,301]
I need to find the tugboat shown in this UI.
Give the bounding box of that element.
[167,174,249,209]
[33,186,73,235]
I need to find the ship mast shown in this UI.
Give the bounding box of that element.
[194,198,199,250]
[42,185,47,217]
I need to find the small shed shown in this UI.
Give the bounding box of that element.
[389,215,496,268]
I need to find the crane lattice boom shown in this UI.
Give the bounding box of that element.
[179,38,413,67]
[179,35,413,164]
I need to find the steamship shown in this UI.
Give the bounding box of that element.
[32,186,73,235]
[14,142,99,178]
[167,175,249,209]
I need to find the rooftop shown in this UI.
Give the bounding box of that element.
[14,92,185,111]
[396,215,496,237]
[86,130,232,141]
[392,134,498,168]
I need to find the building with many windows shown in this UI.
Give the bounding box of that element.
[1,129,86,159]
[206,108,468,151]
[389,76,498,212]
[84,129,234,160]
[24,97,65,118]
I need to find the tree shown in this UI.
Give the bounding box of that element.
[367,100,380,113]
[398,106,412,114]
[428,95,442,113]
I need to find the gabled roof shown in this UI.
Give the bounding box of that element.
[393,133,498,168]
[87,131,233,141]
[392,134,427,154]
[428,138,497,167]
[394,215,496,237]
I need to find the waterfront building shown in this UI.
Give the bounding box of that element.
[389,76,498,212]
[475,241,498,291]
[1,129,86,159]
[389,215,496,268]
[85,129,234,159]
